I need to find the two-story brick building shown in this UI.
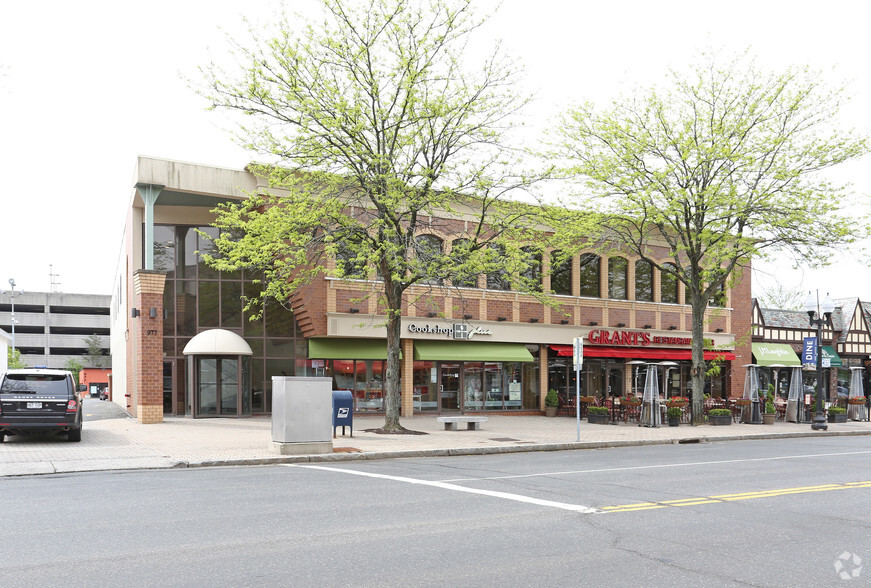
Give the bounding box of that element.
[111,156,751,423]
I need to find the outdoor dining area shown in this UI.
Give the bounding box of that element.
[554,361,870,426]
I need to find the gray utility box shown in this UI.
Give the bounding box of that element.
[271,376,333,455]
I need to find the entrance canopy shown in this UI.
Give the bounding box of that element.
[751,343,800,367]
[414,341,534,362]
[183,329,253,355]
[548,345,735,361]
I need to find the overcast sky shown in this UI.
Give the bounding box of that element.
[1,0,868,303]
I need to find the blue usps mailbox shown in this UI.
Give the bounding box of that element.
[332,389,354,438]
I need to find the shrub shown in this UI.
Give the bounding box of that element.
[666,406,683,419]
[708,408,731,417]
[588,406,609,416]
[828,407,846,415]
[545,389,559,407]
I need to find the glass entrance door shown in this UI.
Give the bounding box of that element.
[196,357,239,417]
[440,363,460,411]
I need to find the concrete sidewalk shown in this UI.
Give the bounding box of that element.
[2,401,870,477]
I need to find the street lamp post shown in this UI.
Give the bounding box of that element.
[804,290,835,431]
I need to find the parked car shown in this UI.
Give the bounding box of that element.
[0,367,83,442]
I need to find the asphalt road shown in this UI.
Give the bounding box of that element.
[2,436,869,586]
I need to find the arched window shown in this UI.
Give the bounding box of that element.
[450,238,478,288]
[520,247,542,292]
[608,257,628,300]
[486,244,511,291]
[661,263,679,304]
[335,247,367,280]
[414,234,444,285]
[578,253,600,297]
[550,250,572,296]
[635,259,653,302]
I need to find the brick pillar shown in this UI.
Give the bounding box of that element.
[401,338,414,416]
[133,270,166,424]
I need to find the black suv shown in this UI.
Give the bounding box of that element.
[0,368,83,442]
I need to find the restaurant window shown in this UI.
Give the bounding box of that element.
[550,250,572,295]
[578,253,600,297]
[520,247,542,292]
[484,363,505,408]
[450,238,479,288]
[661,263,679,304]
[415,234,444,285]
[635,259,653,302]
[608,257,628,300]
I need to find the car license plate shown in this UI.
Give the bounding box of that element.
[27,402,42,409]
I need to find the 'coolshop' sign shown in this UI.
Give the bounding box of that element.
[407,323,493,339]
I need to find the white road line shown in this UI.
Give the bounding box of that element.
[436,450,871,483]
[290,464,600,514]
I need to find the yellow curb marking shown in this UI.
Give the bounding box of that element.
[601,481,871,513]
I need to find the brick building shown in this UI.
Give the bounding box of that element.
[111,156,751,422]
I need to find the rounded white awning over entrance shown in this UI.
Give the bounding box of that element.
[183,329,253,356]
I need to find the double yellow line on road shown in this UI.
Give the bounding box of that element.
[601,481,871,513]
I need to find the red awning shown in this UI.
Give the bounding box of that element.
[548,344,735,361]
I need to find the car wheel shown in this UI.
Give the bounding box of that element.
[0,432,5,443]
[67,428,82,442]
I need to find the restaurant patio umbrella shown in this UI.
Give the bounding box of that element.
[742,364,763,424]
[640,363,661,428]
[785,366,804,423]
[848,367,868,421]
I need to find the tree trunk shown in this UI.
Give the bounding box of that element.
[689,290,707,425]
[382,281,404,432]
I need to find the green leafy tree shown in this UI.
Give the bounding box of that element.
[7,346,26,369]
[65,358,84,387]
[551,50,868,424]
[85,333,107,368]
[197,0,545,431]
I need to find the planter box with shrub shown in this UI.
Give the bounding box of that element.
[587,406,610,424]
[708,408,732,426]
[827,407,847,423]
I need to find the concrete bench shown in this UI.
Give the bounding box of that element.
[436,416,488,431]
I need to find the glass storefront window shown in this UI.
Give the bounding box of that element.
[176,281,197,336]
[413,361,438,411]
[198,227,220,280]
[484,363,504,409]
[504,363,522,410]
[153,225,175,275]
[177,227,197,280]
[463,363,484,410]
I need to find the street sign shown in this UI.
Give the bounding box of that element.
[573,337,584,371]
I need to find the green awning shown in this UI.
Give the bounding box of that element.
[751,343,801,367]
[308,338,399,360]
[413,340,534,362]
[822,346,843,367]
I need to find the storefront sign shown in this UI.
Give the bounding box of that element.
[407,323,493,339]
[587,329,708,347]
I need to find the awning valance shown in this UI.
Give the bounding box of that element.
[414,341,534,362]
[548,344,735,361]
[751,343,801,367]
[308,338,399,360]
[183,329,253,355]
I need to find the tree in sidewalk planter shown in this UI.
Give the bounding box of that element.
[196,0,548,433]
[549,49,868,425]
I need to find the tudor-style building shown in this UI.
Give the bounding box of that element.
[750,298,871,399]
[111,156,751,423]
